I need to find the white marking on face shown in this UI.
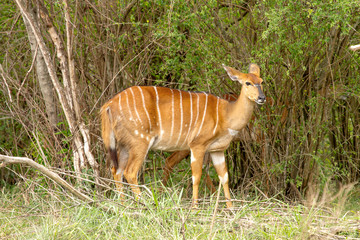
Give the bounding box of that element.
[129,87,143,126]
[153,87,163,137]
[211,152,225,166]
[138,86,152,132]
[228,128,239,136]
[219,172,228,184]
[213,97,220,135]
[169,89,174,143]
[175,90,183,146]
[196,93,208,137]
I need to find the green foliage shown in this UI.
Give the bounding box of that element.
[133,0,227,90]
[1,0,360,200]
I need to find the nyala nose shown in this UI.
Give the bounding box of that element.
[258,96,266,102]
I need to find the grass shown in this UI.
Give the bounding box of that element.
[0,172,359,239]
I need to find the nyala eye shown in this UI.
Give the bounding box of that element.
[245,82,252,86]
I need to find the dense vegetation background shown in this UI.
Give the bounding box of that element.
[1,0,359,205]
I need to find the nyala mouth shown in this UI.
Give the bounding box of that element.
[255,99,266,105]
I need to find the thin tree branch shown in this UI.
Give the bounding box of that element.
[0,154,93,203]
[0,154,119,213]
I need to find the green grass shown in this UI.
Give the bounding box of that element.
[0,177,359,240]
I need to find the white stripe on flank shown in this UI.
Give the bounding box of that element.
[196,93,208,137]
[129,87,143,126]
[183,92,193,146]
[169,89,175,143]
[119,93,122,112]
[153,86,163,136]
[175,90,183,146]
[213,97,220,135]
[137,86,152,132]
[125,90,136,125]
[193,93,200,137]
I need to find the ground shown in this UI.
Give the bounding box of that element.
[1,177,359,240]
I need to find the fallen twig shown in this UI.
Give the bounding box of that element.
[0,154,112,212]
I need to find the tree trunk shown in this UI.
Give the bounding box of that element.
[15,0,100,185]
[21,5,58,129]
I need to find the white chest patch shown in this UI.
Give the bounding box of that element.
[228,128,239,136]
[208,133,233,151]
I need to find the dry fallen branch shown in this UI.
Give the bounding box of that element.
[0,154,115,212]
[0,154,93,202]
[0,154,160,213]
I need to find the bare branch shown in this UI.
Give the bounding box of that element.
[0,64,13,103]
[0,154,93,203]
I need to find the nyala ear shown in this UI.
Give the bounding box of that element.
[222,64,246,84]
[249,63,260,77]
